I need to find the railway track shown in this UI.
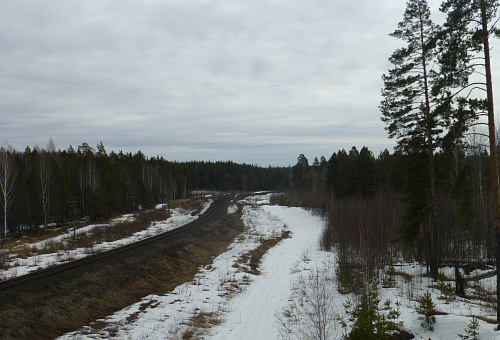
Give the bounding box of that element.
[0,194,231,291]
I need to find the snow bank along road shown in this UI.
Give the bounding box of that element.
[59,194,329,339]
[209,204,328,340]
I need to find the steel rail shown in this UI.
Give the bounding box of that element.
[0,195,230,291]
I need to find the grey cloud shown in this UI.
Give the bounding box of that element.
[0,0,479,166]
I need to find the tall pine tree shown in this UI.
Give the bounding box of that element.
[380,0,442,276]
[439,0,500,324]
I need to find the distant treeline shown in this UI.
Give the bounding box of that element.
[0,141,490,248]
[0,142,291,236]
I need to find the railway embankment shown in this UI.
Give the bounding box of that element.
[0,196,244,340]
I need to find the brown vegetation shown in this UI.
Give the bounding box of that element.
[0,201,243,340]
[234,229,291,275]
[1,199,208,274]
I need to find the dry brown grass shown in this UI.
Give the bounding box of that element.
[125,298,160,324]
[37,240,73,255]
[181,329,196,339]
[180,310,222,339]
[394,270,414,282]
[10,246,34,259]
[473,314,497,324]
[69,207,171,248]
[2,206,174,266]
[467,282,497,304]
[170,198,207,214]
[0,206,245,340]
[235,229,291,275]
[2,198,209,262]
[2,231,52,248]
[189,311,221,328]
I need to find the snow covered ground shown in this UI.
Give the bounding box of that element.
[56,193,500,339]
[57,194,327,339]
[0,200,211,280]
[4,193,499,339]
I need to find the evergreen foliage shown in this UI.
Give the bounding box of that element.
[340,288,403,340]
[458,316,480,340]
[325,146,379,198]
[0,142,290,237]
[382,265,396,288]
[416,291,437,331]
[381,0,445,276]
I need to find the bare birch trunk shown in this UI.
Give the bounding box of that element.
[0,146,16,239]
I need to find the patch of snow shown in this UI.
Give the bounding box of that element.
[227,204,238,214]
[0,203,211,281]
[208,205,327,340]
[51,194,500,339]
[58,199,327,339]
[110,214,135,224]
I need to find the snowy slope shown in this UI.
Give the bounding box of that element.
[55,194,500,339]
[1,202,211,280]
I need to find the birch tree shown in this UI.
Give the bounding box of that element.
[0,145,16,239]
[37,150,52,231]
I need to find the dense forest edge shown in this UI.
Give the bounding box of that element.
[0,139,494,274]
[282,146,494,278]
[278,0,500,334]
[2,0,500,336]
[0,141,291,237]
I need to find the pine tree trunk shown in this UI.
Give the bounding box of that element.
[2,204,6,239]
[420,7,438,277]
[480,0,500,325]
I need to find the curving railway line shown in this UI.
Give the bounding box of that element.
[0,194,231,292]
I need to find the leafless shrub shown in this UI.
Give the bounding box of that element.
[37,239,71,254]
[277,265,337,340]
[0,248,10,270]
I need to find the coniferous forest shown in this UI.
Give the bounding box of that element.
[286,145,493,274]
[0,142,290,237]
[280,0,500,320]
[1,138,494,273]
[1,0,500,324]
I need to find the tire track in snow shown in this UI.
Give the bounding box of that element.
[208,206,328,340]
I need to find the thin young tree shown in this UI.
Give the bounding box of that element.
[277,266,337,340]
[37,150,53,231]
[380,0,441,276]
[0,145,16,239]
[439,0,500,325]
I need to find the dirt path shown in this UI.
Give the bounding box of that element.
[209,205,327,340]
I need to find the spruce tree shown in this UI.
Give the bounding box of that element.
[416,291,437,331]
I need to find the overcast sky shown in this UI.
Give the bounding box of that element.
[1,0,497,166]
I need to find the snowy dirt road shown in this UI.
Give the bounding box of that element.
[208,205,328,340]
[58,194,500,340]
[59,194,329,340]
